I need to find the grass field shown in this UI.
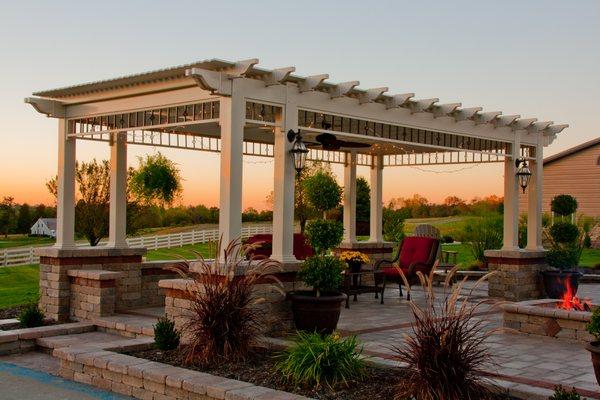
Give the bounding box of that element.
[0,235,55,249]
[0,264,39,309]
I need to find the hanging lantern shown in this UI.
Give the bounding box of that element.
[288,130,308,175]
[515,158,532,193]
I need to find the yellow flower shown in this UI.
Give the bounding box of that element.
[339,251,370,264]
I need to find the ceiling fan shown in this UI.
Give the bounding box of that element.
[306,132,372,151]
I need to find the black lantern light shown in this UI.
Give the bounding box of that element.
[287,129,308,175]
[515,158,532,193]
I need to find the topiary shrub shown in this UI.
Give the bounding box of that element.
[303,171,342,215]
[587,307,600,340]
[549,222,581,244]
[18,302,45,328]
[549,385,582,400]
[546,246,580,269]
[551,195,578,217]
[275,331,365,389]
[383,208,406,244]
[298,255,346,296]
[305,219,344,255]
[583,234,592,249]
[153,316,180,351]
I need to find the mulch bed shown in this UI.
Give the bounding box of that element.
[0,306,23,320]
[125,345,403,400]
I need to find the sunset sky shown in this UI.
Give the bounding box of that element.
[1,1,598,210]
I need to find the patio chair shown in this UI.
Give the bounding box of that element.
[375,236,440,302]
[414,224,458,285]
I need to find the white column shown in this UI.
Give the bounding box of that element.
[218,88,245,252]
[527,141,544,250]
[343,151,357,243]
[55,119,76,249]
[107,132,128,248]
[271,94,298,263]
[502,136,520,250]
[369,154,383,243]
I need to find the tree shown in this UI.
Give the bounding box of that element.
[356,177,370,222]
[295,162,327,234]
[75,160,110,246]
[0,197,16,238]
[130,153,182,207]
[16,203,32,234]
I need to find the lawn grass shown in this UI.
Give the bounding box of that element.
[144,243,213,261]
[0,264,39,309]
[0,235,55,249]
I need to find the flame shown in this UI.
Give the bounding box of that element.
[558,278,592,312]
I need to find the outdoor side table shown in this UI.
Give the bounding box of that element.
[341,270,384,308]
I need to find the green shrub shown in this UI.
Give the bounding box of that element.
[383,209,406,243]
[298,255,346,296]
[549,222,580,244]
[551,195,578,217]
[461,215,503,263]
[18,302,45,328]
[549,385,582,400]
[587,308,600,340]
[303,171,342,214]
[305,219,344,255]
[583,234,592,249]
[153,316,180,351]
[275,331,365,388]
[546,246,580,269]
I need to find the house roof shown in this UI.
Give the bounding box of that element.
[39,218,57,231]
[544,137,600,166]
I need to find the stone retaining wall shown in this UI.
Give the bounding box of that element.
[0,322,94,356]
[54,346,310,400]
[502,299,594,342]
[68,270,123,320]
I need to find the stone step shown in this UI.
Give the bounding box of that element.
[37,331,154,353]
[93,310,161,338]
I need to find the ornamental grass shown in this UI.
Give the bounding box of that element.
[166,238,282,365]
[393,265,501,400]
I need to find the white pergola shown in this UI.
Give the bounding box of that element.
[26,57,567,262]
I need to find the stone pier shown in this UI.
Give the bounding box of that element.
[485,249,548,301]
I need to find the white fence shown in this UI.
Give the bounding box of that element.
[0,224,273,267]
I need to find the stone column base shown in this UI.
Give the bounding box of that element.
[485,249,548,301]
[334,241,395,266]
[35,247,146,322]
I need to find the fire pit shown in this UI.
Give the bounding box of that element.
[502,293,595,342]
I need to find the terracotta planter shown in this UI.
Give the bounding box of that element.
[288,291,347,334]
[541,270,583,299]
[585,341,600,386]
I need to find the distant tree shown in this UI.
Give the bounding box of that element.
[75,160,110,246]
[356,177,370,222]
[130,153,182,207]
[0,197,16,238]
[295,162,327,234]
[16,203,32,234]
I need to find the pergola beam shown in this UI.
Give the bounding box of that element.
[432,103,461,118]
[512,118,537,131]
[24,97,65,118]
[495,114,521,128]
[407,98,439,113]
[474,111,502,125]
[359,87,389,104]
[452,107,482,121]
[384,93,414,109]
[265,67,296,86]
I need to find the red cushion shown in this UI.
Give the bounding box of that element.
[399,236,437,269]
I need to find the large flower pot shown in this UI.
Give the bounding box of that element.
[586,341,600,386]
[541,270,583,299]
[347,261,363,274]
[288,291,347,334]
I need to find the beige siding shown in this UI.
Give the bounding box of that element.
[519,143,600,217]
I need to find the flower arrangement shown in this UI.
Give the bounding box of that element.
[339,251,370,265]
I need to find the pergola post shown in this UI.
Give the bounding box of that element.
[271,95,298,263]
[218,90,245,253]
[369,154,383,243]
[107,131,128,248]
[343,151,358,243]
[527,141,544,250]
[55,119,76,249]
[502,137,521,250]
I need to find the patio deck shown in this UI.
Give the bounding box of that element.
[337,281,600,397]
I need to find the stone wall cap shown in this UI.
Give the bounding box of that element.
[484,249,547,259]
[36,246,147,258]
[159,278,193,291]
[338,241,395,249]
[67,269,125,280]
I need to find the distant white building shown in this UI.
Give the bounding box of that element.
[30,218,57,237]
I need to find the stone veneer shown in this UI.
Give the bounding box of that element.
[485,249,548,301]
[502,299,594,342]
[36,247,180,323]
[160,262,303,337]
[334,241,394,265]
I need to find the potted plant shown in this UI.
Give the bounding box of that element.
[339,251,370,274]
[542,195,584,298]
[288,171,347,334]
[586,307,600,386]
